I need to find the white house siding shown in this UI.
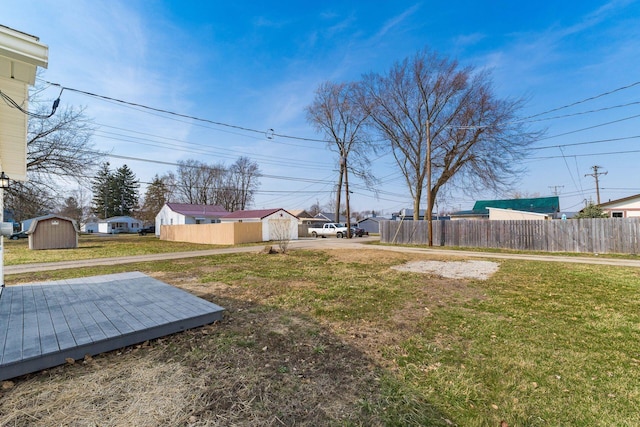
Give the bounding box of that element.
[221,209,299,242]
[156,204,186,235]
[265,213,299,242]
[98,216,143,234]
[600,198,640,218]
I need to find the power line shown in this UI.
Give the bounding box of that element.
[532,113,640,143]
[42,80,333,144]
[531,135,640,151]
[520,80,640,121]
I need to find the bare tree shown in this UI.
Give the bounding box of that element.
[306,81,374,237]
[269,218,293,254]
[226,156,260,211]
[27,104,101,189]
[5,181,55,224]
[175,160,225,205]
[361,48,540,230]
[5,86,103,220]
[174,158,260,211]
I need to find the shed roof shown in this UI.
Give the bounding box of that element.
[27,214,79,234]
[452,196,560,217]
[166,203,228,218]
[474,196,560,213]
[223,208,293,220]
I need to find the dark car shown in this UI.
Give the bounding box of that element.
[9,231,28,240]
[350,227,368,237]
[138,226,155,236]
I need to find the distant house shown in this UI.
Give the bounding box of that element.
[27,214,79,250]
[288,209,316,224]
[156,203,229,236]
[314,212,348,223]
[21,214,50,232]
[357,215,389,234]
[392,208,428,221]
[98,216,143,234]
[598,194,640,218]
[450,196,560,220]
[82,216,100,233]
[221,208,298,241]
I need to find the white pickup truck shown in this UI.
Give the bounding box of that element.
[308,222,348,238]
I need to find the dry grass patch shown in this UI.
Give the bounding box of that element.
[0,356,200,426]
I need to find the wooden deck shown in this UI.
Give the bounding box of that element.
[0,272,224,381]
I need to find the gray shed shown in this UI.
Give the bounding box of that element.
[27,214,79,250]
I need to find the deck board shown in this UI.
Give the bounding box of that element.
[0,272,224,381]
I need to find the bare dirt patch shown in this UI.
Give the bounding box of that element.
[391,260,500,280]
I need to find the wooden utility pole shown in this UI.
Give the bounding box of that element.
[585,165,607,205]
[548,185,564,196]
[426,120,433,247]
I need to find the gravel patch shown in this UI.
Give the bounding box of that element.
[391,260,500,280]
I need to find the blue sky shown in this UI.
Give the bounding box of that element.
[4,0,640,214]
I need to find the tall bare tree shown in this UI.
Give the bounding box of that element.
[174,157,260,211]
[175,159,225,205]
[26,105,100,189]
[226,156,260,211]
[306,81,373,235]
[361,48,540,227]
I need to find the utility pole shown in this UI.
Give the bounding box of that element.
[426,120,433,247]
[585,165,607,205]
[548,185,564,196]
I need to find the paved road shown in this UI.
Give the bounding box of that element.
[6,236,640,275]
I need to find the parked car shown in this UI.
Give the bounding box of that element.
[350,227,368,237]
[9,231,28,240]
[138,226,155,236]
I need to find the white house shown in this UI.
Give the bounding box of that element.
[598,194,640,218]
[220,208,298,242]
[98,216,143,234]
[156,203,229,236]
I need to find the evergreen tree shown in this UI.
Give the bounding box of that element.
[574,202,608,219]
[113,165,140,216]
[91,162,113,219]
[139,175,168,224]
[91,163,140,218]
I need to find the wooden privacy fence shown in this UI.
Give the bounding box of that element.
[161,222,262,245]
[380,218,640,254]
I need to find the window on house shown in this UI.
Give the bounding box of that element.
[612,212,623,218]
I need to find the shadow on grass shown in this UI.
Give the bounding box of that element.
[156,293,455,426]
[0,292,454,427]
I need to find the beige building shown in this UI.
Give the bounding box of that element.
[488,207,550,221]
[28,215,79,250]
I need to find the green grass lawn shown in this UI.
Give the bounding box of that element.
[3,233,230,265]
[4,248,639,426]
